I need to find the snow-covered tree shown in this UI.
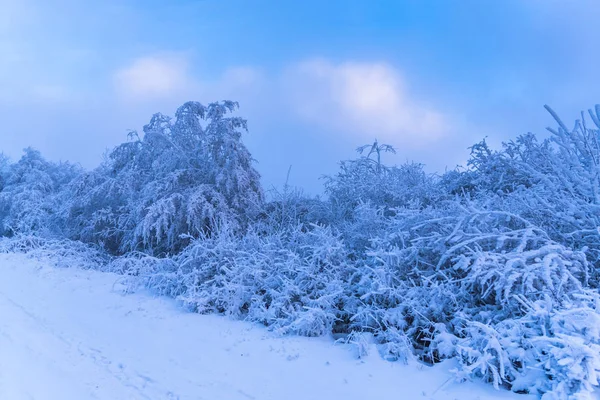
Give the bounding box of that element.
[64,101,263,255]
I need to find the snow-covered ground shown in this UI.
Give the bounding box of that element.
[0,253,533,400]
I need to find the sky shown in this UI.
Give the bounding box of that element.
[1,0,600,194]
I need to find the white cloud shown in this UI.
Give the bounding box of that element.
[113,54,195,101]
[112,55,266,108]
[283,59,447,146]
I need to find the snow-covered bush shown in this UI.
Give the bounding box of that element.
[325,141,443,219]
[146,225,350,337]
[324,141,444,258]
[461,106,600,283]
[0,148,81,237]
[0,234,108,270]
[256,176,329,236]
[440,292,600,399]
[363,204,595,395]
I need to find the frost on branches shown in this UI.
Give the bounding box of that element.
[64,101,263,255]
[0,101,599,398]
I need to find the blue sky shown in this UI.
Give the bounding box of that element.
[1,0,599,193]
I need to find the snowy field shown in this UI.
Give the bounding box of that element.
[0,252,533,400]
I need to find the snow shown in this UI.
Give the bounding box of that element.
[0,252,534,400]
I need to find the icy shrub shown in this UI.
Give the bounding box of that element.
[125,225,352,337]
[463,105,600,282]
[441,292,600,399]
[106,251,179,295]
[0,235,108,270]
[324,141,443,222]
[364,203,596,395]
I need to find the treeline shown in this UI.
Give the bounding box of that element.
[1,101,599,399]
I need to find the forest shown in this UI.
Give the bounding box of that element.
[1,100,599,399]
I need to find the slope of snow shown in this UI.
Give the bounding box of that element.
[0,253,534,400]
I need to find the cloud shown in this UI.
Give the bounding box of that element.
[283,59,447,147]
[112,54,266,108]
[113,54,195,101]
[111,55,448,150]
